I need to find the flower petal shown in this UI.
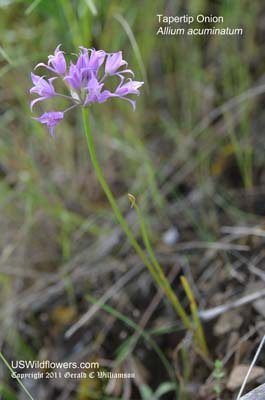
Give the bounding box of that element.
[30,97,47,111]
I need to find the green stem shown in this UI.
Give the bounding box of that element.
[82,110,158,279]
[82,108,192,332]
[0,352,35,400]
[133,201,192,331]
[134,199,208,356]
[181,276,209,357]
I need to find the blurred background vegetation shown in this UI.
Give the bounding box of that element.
[0,0,265,399]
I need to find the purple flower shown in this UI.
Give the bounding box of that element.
[30,73,56,110]
[74,48,105,86]
[64,49,106,91]
[76,47,89,71]
[113,79,144,110]
[116,79,144,96]
[105,51,133,77]
[87,49,105,74]
[35,44,66,75]
[48,44,66,74]
[84,75,104,104]
[34,112,64,136]
[30,45,144,135]
[64,62,84,90]
[84,75,114,105]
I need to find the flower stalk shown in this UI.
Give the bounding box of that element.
[129,192,208,356]
[81,109,163,285]
[82,107,208,356]
[128,193,191,326]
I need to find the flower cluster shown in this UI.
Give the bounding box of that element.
[30,45,144,135]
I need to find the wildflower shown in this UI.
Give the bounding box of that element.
[84,75,114,105]
[86,49,106,74]
[48,44,67,74]
[30,73,56,110]
[35,44,66,75]
[30,45,144,134]
[64,62,84,90]
[34,112,64,136]
[105,51,133,78]
[115,78,143,96]
[113,79,144,110]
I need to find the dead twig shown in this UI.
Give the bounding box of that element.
[199,288,265,321]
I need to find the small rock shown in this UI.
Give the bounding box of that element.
[227,364,265,391]
[162,227,179,246]
[214,310,243,336]
[253,298,265,318]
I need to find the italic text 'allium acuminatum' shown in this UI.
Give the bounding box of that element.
[30,45,144,135]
